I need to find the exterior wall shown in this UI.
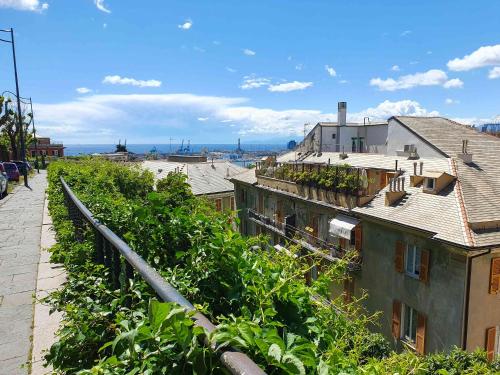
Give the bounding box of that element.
[466,250,500,352]
[234,180,469,354]
[387,119,444,158]
[203,192,234,212]
[320,126,338,152]
[352,220,466,353]
[366,125,388,153]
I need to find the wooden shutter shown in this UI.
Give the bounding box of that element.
[395,241,405,273]
[230,197,235,211]
[415,313,426,355]
[419,249,430,283]
[339,237,347,250]
[489,258,500,294]
[486,327,497,361]
[343,277,355,303]
[215,199,222,212]
[354,224,363,252]
[392,300,402,339]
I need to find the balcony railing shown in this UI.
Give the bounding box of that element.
[61,177,265,375]
[247,209,361,271]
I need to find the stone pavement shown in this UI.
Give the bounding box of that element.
[0,172,47,375]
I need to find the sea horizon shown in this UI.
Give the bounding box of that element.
[64,143,289,156]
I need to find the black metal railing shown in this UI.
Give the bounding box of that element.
[60,177,265,375]
[247,208,361,271]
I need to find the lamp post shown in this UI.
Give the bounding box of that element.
[0,28,28,187]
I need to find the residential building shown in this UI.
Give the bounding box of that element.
[479,123,500,138]
[231,116,500,359]
[143,159,246,211]
[297,102,388,155]
[28,137,65,157]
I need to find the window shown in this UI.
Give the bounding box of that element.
[405,244,421,277]
[351,138,357,152]
[426,178,435,190]
[402,304,418,343]
[230,196,235,211]
[359,137,364,153]
[215,198,222,211]
[331,133,336,139]
[31,151,35,157]
[53,150,59,157]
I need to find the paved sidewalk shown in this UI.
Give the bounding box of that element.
[0,172,47,375]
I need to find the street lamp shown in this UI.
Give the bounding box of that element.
[2,90,39,173]
[0,28,28,187]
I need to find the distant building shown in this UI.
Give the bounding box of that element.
[232,115,500,359]
[287,140,297,150]
[29,137,65,157]
[479,123,500,138]
[298,102,388,155]
[93,152,129,162]
[143,159,246,212]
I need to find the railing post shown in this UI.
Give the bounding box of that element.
[94,230,104,264]
[112,246,120,290]
[123,260,134,307]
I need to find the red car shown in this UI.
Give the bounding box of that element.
[2,162,20,182]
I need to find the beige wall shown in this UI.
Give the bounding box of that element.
[466,250,500,351]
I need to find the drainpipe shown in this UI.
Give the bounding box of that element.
[319,124,322,154]
[461,249,491,350]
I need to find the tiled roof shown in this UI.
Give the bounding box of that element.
[274,151,467,246]
[394,116,500,247]
[143,160,246,196]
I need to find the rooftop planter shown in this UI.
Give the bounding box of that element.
[256,162,375,209]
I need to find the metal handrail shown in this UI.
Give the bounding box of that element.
[60,177,266,375]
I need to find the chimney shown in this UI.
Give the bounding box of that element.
[338,101,347,126]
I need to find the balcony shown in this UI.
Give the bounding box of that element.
[255,161,378,209]
[247,208,361,271]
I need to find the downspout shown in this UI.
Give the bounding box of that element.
[462,249,491,350]
[319,125,322,154]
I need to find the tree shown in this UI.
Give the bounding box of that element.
[0,96,32,160]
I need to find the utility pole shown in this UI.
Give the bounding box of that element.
[0,28,28,186]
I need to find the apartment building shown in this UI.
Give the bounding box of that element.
[231,115,500,359]
[143,159,245,211]
[297,102,388,155]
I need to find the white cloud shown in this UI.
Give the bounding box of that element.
[401,30,412,37]
[443,78,464,89]
[103,23,107,29]
[445,98,459,105]
[391,65,400,71]
[243,49,256,56]
[76,87,92,94]
[103,75,162,88]
[370,69,463,91]
[226,67,237,73]
[268,81,313,92]
[34,94,444,142]
[94,0,110,13]
[339,80,349,84]
[239,76,270,90]
[0,0,48,12]
[325,65,337,77]
[295,64,304,71]
[448,44,500,71]
[178,19,192,30]
[488,67,500,79]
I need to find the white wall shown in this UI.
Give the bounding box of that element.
[387,119,444,158]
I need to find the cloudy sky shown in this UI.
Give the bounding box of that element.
[0,0,499,144]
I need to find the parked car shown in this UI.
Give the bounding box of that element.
[2,162,20,182]
[0,164,8,198]
[12,161,31,175]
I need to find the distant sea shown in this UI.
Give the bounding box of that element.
[64,143,287,156]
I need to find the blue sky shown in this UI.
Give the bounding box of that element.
[0,0,499,144]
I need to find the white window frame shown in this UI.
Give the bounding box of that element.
[401,303,418,345]
[53,149,59,157]
[405,244,421,278]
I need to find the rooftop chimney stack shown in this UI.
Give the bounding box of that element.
[338,102,347,126]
